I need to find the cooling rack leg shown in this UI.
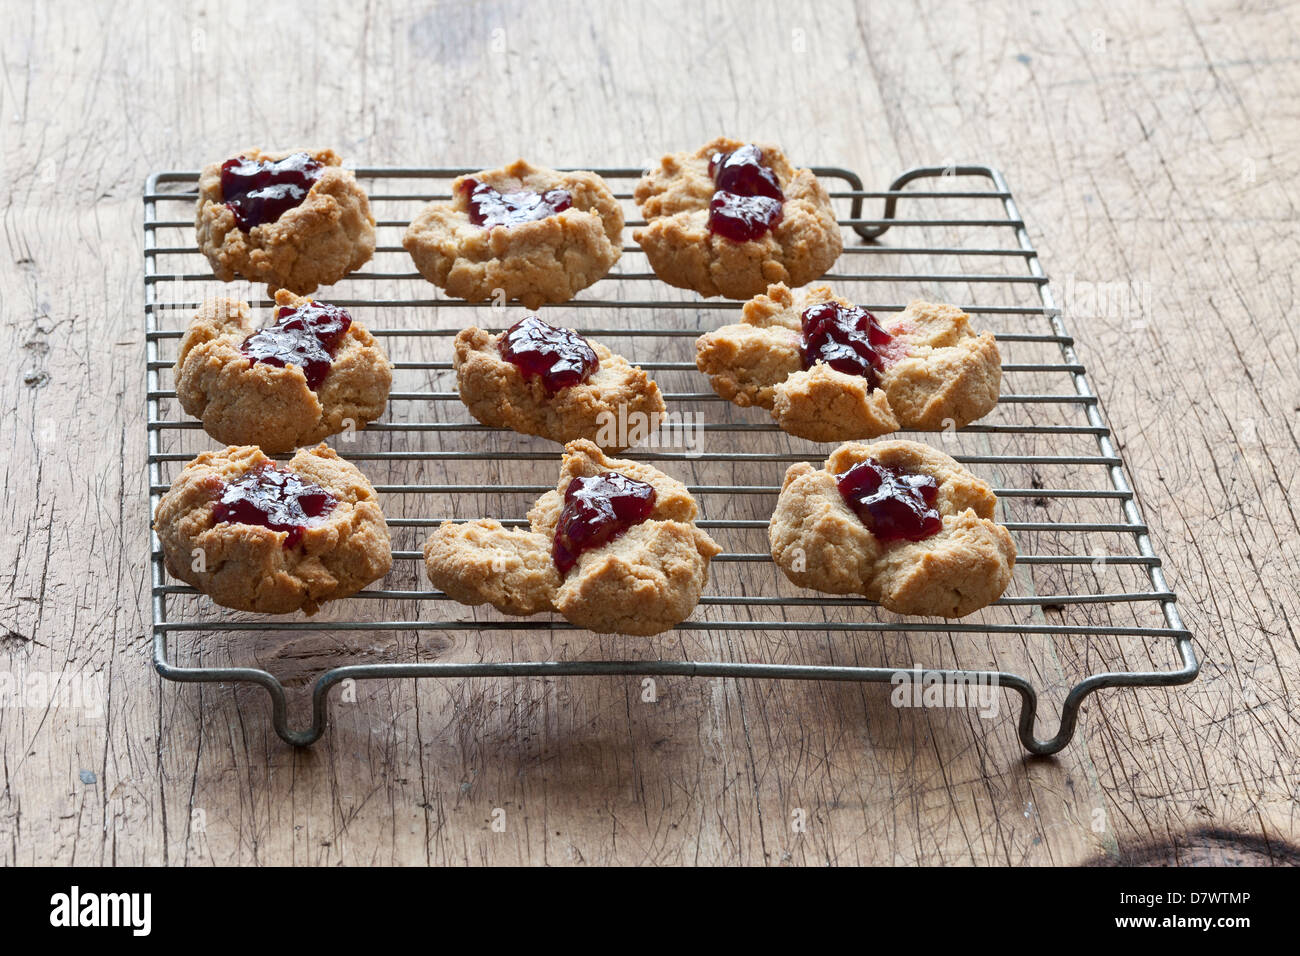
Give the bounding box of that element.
[1006,677,1075,757]
[991,674,1076,757]
[1017,684,1124,757]
[1010,635,1199,756]
[153,630,321,747]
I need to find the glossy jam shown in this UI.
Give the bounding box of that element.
[552,472,658,574]
[708,192,785,242]
[211,463,337,549]
[240,301,352,390]
[220,152,323,230]
[709,144,784,200]
[460,177,573,228]
[706,143,785,241]
[836,458,942,542]
[800,301,894,387]
[499,315,599,392]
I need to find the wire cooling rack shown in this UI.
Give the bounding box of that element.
[144,163,1198,754]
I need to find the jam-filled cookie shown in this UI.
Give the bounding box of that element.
[423,440,721,635]
[403,160,623,309]
[153,444,392,615]
[174,292,392,454]
[696,283,1001,442]
[633,138,841,299]
[195,147,376,294]
[769,440,1015,617]
[454,315,665,451]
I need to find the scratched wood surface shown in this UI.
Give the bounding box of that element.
[1,0,1296,866]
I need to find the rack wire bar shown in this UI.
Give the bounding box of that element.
[145,164,1198,754]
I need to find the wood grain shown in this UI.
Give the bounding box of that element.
[0,0,1296,866]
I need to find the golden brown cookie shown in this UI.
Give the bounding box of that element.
[195,147,376,294]
[174,292,392,454]
[633,138,841,299]
[697,283,1001,441]
[423,440,721,635]
[403,159,623,310]
[153,444,392,615]
[453,317,665,451]
[769,440,1015,617]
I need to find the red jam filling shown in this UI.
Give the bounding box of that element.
[499,315,599,393]
[710,144,784,199]
[706,143,785,241]
[836,458,942,542]
[220,152,323,231]
[460,177,573,228]
[552,472,657,574]
[240,301,352,390]
[800,301,894,388]
[211,463,337,549]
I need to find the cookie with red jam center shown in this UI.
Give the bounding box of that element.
[769,440,1016,618]
[633,137,841,299]
[196,147,375,295]
[695,282,1001,443]
[422,441,720,635]
[452,317,664,451]
[404,159,623,310]
[174,292,392,453]
[153,443,391,615]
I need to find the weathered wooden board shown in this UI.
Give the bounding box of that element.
[0,0,1296,865]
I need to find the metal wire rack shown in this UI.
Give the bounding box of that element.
[145,162,1198,754]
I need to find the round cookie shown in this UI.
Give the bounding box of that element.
[153,444,392,615]
[453,320,665,451]
[633,138,842,299]
[696,283,1001,441]
[195,147,376,294]
[174,292,392,454]
[403,160,623,310]
[769,440,1016,617]
[423,440,720,635]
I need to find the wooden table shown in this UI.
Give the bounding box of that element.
[2,0,1296,866]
